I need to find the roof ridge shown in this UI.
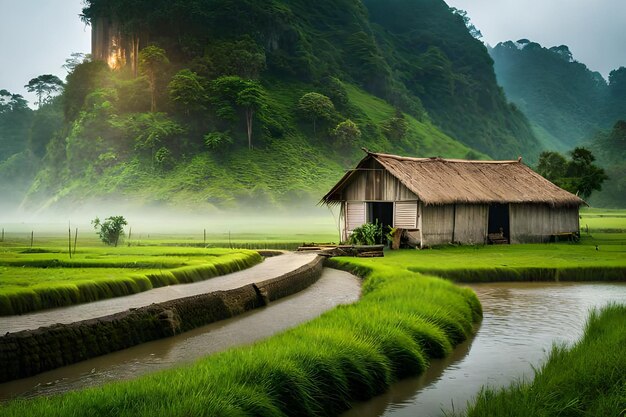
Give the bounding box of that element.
[368,151,521,164]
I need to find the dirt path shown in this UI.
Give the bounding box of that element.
[1,252,318,334]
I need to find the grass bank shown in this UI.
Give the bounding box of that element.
[453,304,626,417]
[0,261,481,416]
[0,247,262,315]
[343,234,626,283]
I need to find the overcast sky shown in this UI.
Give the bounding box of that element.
[0,0,90,107]
[0,0,625,107]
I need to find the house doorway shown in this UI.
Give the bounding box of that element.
[488,203,510,243]
[367,202,393,244]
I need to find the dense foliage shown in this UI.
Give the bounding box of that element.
[348,222,382,245]
[587,120,626,207]
[1,0,545,213]
[79,0,538,157]
[490,40,626,150]
[536,147,607,199]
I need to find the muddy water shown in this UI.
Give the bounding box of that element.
[0,268,361,401]
[344,281,626,417]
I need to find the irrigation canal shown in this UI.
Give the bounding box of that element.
[0,267,361,401]
[3,275,626,416]
[343,281,626,417]
[0,252,318,334]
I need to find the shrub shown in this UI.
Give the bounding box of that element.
[92,215,128,247]
[348,221,382,245]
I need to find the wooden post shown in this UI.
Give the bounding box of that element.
[30,231,34,247]
[1,227,4,242]
[73,228,78,255]
[68,226,72,259]
[203,229,206,246]
[128,227,132,241]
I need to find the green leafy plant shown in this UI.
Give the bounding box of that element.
[92,215,128,246]
[348,221,382,245]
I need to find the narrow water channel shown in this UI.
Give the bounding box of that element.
[343,281,626,417]
[0,268,361,402]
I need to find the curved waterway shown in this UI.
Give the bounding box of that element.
[0,268,361,401]
[0,252,318,334]
[343,281,626,417]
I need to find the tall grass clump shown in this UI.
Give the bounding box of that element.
[1,256,481,416]
[454,304,626,417]
[0,250,262,316]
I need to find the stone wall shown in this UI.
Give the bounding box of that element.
[0,256,324,383]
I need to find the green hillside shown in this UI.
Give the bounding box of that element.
[490,39,626,148]
[2,0,537,213]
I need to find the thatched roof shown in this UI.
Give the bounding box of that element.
[322,151,585,207]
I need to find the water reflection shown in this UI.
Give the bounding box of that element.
[344,281,626,417]
[0,268,361,401]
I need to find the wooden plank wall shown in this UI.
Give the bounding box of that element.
[510,204,579,243]
[341,161,418,202]
[454,204,488,244]
[421,205,455,246]
[422,204,489,246]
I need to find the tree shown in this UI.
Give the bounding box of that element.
[24,74,64,107]
[331,119,361,147]
[207,36,266,79]
[63,60,110,120]
[236,83,266,149]
[62,52,91,72]
[297,92,335,135]
[211,76,266,148]
[168,69,208,114]
[138,46,169,112]
[0,90,33,161]
[535,148,608,200]
[381,109,409,141]
[450,7,483,40]
[117,112,184,163]
[92,216,127,246]
[566,147,608,199]
[537,151,568,183]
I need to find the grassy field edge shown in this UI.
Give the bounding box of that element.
[0,250,262,316]
[409,265,626,282]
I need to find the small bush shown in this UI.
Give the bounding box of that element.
[92,215,128,246]
[348,221,382,245]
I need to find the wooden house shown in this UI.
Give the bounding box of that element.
[321,151,585,247]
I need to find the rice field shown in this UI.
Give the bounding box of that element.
[452,304,626,417]
[328,233,626,283]
[0,246,262,315]
[0,256,481,416]
[579,207,626,232]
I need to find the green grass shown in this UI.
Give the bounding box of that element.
[0,247,262,315]
[0,256,481,417]
[332,234,626,283]
[452,304,626,417]
[579,208,626,232]
[343,83,486,159]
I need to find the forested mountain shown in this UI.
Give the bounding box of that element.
[490,39,626,150]
[587,120,626,207]
[1,0,541,213]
